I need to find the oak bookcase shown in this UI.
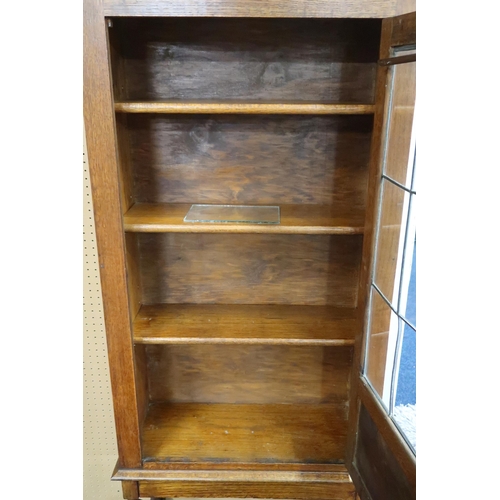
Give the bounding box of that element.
[84,2,416,499]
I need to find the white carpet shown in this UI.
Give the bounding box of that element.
[393,404,416,451]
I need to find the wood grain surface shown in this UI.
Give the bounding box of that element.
[353,404,414,499]
[124,203,365,235]
[364,290,392,396]
[124,233,142,319]
[127,114,372,207]
[111,18,380,102]
[136,233,363,306]
[121,481,139,500]
[83,0,142,468]
[115,101,376,114]
[141,462,349,472]
[383,61,416,186]
[145,344,352,404]
[118,467,357,500]
[142,402,349,463]
[134,303,356,345]
[345,15,394,469]
[115,466,352,479]
[357,379,415,489]
[390,11,416,47]
[139,479,356,499]
[103,0,395,18]
[372,181,408,303]
[346,15,416,496]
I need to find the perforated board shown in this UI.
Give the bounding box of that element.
[83,130,123,500]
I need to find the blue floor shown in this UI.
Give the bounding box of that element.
[395,240,416,406]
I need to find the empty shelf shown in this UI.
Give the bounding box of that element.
[115,100,376,115]
[133,304,357,345]
[142,402,348,464]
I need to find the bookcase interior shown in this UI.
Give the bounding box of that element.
[108,16,382,468]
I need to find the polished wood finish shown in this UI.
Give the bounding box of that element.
[116,101,376,115]
[120,481,139,500]
[383,61,416,185]
[347,12,416,500]
[134,304,356,345]
[390,11,416,47]
[116,466,357,498]
[364,291,391,395]
[83,0,142,469]
[85,3,416,499]
[103,0,395,18]
[142,402,348,463]
[124,233,141,319]
[124,203,364,235]
[345,17,393,468]
[115,464,357,499]
[133,344,149,431]
[355,14,416,401]
[357,378,415,488]
[115,466,352,479]
[142,462,348,472]
[114,114,135,212]
[145,345,352,404]
[126,114,372,207]
[137,233,363,306]
[139,479,356,499]
[353,404,413,499]
[111,18,378,104]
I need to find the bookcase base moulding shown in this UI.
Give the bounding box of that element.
[83,1,416,499]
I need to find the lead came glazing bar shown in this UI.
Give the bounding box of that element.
[381,174,416,195]
[371,283,416,332]
[379,54,416,66]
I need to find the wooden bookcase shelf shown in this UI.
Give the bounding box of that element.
[115,101,376,115]
[108,12,376,488]
[123,203,365,234]
[141,402,348,464]
[85,6,416,498]
[133,304,356,345]
[108,15,375,481]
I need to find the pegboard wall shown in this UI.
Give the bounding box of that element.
[83,130,123,500]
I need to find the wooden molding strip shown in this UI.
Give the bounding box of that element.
[83,0,143,468]
[102,0,395,18]
[112,467,352,483]
[115,101,376,115]
[123,203,365,235]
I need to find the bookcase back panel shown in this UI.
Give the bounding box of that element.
[137,233,362,306]
[146,344,352,405]
[128,114,372,206]
[113,18,380,102]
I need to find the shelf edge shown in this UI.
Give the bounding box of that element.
[115,101,376,115]
[123,223,364,235]
[112,468,353,483]
[133,337,355,346]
